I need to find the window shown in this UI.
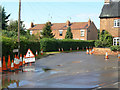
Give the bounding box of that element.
[114,19,120,27]
[30,30,33,35]
[80,30,85,37]
[80,39,84,40]
[59,30,63,36]
[113,37,120,46]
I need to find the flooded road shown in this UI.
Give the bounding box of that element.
[1,51,119,89]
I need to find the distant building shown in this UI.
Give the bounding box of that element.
[29,19,98,40]
[99,0,120,46]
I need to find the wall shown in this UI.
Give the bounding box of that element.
[87,22,98,40]
[93,47,120,55]
[52,29,87,40]
[100,18,120,37]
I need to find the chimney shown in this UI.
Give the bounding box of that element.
[104,0,111,4]
[66,20,70,27]
[31,22,34,28]
[88,19,91,26]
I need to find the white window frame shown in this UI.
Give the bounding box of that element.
[59,30,63,36]
[30,30,33,35]
[80,39,84,40]
[113,37,120,46]
[80,30,85,37]
[114,19,120,27]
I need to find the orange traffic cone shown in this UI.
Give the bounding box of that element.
[92,48,94,54]
[59,48,60,52]
[0,57,2,73]
[11,60,15,71]
[23,55,26,65]
[89,50,92,55]
[86,49,89,54]
[2,56,7,71]
[7,55,11,70]
[118,53,120,59]
[41,49,43,55]
[14,56,19,70]
[77,47,79,50]
[36,51,38,56]
[62,48,64,52]
[19,54,22,67]
[105,52,109,59]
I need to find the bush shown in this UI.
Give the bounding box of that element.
[95,30,113,48]
[40,38,95,52]
[2,36,40,61]
[110,46,120,51]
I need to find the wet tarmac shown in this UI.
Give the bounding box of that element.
[1,51,120,89]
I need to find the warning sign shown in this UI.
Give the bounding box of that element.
[25,49,35,63]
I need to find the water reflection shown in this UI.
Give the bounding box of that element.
[1,63,36,89]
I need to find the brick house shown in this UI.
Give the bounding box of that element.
[29,19,98,40]
[99,0,120,46]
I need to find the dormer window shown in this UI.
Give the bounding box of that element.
[114,19,120,27]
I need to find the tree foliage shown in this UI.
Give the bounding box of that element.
[1,6,10,30]
[65,26,73,39]
[7,20,26,35]
[41,22,54,38]
[95,30,113,48]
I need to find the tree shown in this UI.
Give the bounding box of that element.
[95,30,113,48]
[7,20,26,35]
[41,22,54,38]
[1,6,10,30]
[65,26,73,39]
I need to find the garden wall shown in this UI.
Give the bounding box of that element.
[93,47,120,55]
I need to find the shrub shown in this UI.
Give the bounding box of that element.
[110,46,120,51]
[2,36,40,61]
[40,38,95,52]
[95,30,113,48]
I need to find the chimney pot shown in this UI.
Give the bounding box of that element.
[88,19,91,26]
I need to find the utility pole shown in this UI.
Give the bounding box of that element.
[18,0,21,57]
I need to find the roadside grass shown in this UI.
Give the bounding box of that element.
[36,50,86,59]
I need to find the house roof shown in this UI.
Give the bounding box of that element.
[29,22,89,30]
[99,1,120,18]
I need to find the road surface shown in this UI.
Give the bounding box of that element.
[1,51,120,89]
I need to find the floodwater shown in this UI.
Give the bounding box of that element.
[1,51,120,89]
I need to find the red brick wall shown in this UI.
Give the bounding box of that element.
[93,47,120,55]
[100,18,120,37]
[87,22,98,40]
[52,29,87,40]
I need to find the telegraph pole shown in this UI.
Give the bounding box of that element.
[18,0,21,57]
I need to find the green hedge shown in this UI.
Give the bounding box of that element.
[40,38,95,52]
[110,46,120,51]
[2,36,40,61]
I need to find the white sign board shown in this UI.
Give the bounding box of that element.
[13,49,19,53]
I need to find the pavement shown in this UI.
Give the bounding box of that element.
[1,51,120,89]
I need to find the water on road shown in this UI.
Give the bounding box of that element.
[1,51,119,89]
